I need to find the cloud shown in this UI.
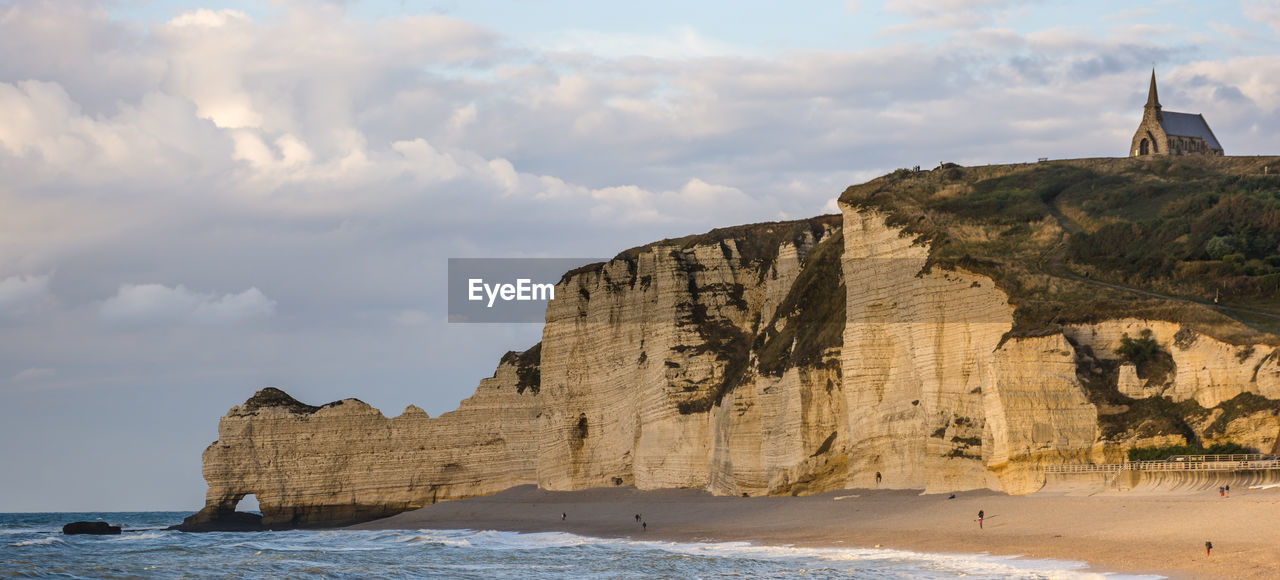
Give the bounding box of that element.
[11,367,55,382]
[1243,0,1280,35]
[394,309,432,327]
[167,8,252,29]
[1101,8,1158,21]
[0,274,54,320]
[99,284,276,328]
[883,0,1033,33]
[541,26,750,60]
[0,79,233,186]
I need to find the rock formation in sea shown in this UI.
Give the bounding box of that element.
[180,158,1280,531]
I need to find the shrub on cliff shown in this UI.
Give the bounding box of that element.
[1114,329,1174,384]
[1127,442,1255,461]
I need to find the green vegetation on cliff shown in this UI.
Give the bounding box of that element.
[839,156,1280,341]
[1127,442,1256,461]
[562,215,841,285]
[500,342,541,395]
[669,218,843,414]
[755,230,846,377]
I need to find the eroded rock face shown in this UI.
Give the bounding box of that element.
[535,218,845,495]
[838,208,1104,495]
[188,210,1280,529]
[1064,320,1280,408]
[182,358,541,530]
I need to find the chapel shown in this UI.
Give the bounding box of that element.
[1130,70,1223,157]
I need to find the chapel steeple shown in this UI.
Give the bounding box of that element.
[1145,68,1161,111]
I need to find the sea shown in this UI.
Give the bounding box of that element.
[1,512,1162,579]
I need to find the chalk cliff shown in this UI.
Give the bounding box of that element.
[183,161,1280,530]
[180,358,540,529]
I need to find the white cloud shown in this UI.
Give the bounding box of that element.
[167,8,252,29]
[0,80,233,185]
[394,309,432,327]
[585,178,775,225]
[100,284,276,328]
[542,26,749,60]
[883,0,1031,33]
[11,367,55,382]
[156,9,261,129]
[1244,0,1280,35]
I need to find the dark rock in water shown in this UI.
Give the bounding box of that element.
[171,507,264,532]
[63,521,122,535]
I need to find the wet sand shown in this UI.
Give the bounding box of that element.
[351,484,1280,579]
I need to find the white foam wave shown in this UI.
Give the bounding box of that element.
[626,537,1162,579]
[391,529,1163,579]
[10,536,64,547]
[106,532,167,542]
[225,532,390,553]
[394,529,598,551]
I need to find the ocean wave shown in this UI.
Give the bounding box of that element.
[619,537,1161,579]
[392,529,1164,579]
[225,535,390,554]
[10,536,64,547]
[106,532,168,542]
[395,529,600,551]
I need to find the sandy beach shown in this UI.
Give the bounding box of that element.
[351,483,1280,579]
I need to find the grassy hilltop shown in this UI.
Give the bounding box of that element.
[840,155,1280,342]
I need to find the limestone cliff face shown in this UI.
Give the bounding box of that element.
[535,218,846,496]
[182,358,540,530]
[838,208,1099,495]
[1063,320,1280,407]
[186,206,1280,530]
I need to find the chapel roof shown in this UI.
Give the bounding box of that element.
[1161,111,1222,151]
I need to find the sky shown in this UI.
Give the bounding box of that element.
[1,0,1278,511]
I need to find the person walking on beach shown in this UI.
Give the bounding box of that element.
[1225,484,1230,497]
[561,512,566,521]
[635,514,641,523]
[977,510,984,529]
[1205,541,1213,556]
[642,521,647,532]
[1219,486,1225,497]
